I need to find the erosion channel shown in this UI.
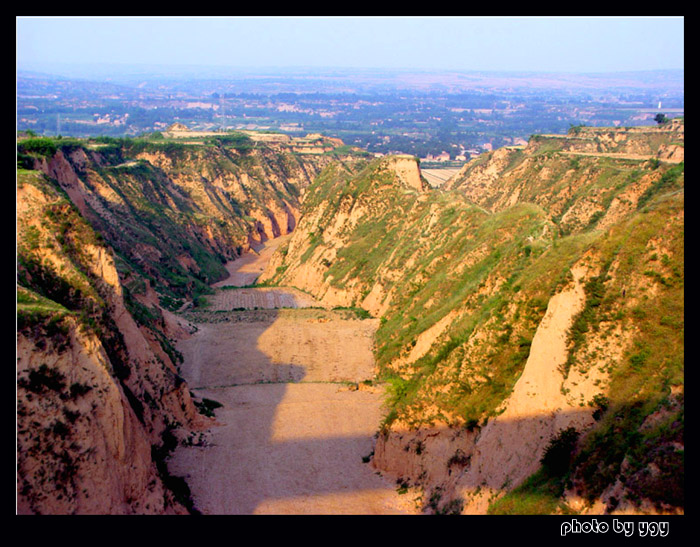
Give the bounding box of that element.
[168,235,418,514]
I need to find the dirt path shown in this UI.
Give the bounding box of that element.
[169,237,418,514]
[560,150,684,164]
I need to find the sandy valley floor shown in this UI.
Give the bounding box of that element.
[169,238,419,514]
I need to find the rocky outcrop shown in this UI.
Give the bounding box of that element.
[385,155,428,192]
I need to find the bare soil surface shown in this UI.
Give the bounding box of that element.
[169,237,418,514]
[207,287,321,311]
[177,309,379,388]
[213,235,292,288]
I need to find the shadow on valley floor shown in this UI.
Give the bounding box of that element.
[169,304,403,514]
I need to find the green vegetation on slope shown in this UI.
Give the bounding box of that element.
[268,125,684,513]
[17,133,336,306]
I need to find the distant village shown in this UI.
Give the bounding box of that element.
[18,70,683,162]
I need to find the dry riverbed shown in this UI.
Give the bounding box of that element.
[169,238,418,514]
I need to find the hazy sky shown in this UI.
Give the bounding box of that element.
[17,16,684,74]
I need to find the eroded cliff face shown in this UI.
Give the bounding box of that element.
[28,141,328,298]
[16,133,367,514]
[17,167,211,513]
[128,146,312,247]
[386,155,429,192]
[261,125,684,515]
[17,318,183,514]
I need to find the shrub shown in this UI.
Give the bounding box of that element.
[541,427,579,477]
[18,137,58,158]
[436,498,464,515]
[69,382,93,399]
[18,364,66,394]
[589,394,609,421]
[194,397,223,418]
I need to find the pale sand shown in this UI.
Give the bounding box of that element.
[169,237,419,514]
[169,383,417,514]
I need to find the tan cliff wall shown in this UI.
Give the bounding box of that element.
[367,261,596,513]
[259,194,368,307]
[131,147,311,246]
[17,320,185,514]
[454,262,595,512]
[17,168,212,513]
[34,146,299,266]
[386,155,428,192]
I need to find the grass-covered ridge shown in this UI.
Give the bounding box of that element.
[267,123,683,513]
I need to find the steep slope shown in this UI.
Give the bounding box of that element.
[260,122,684,514]
[16,132,367,513]
[18,134,344,309]
[17,169,208,513]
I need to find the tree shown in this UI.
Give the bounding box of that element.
[654,113,669,125]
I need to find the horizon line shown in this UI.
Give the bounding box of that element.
[17,63,685,76]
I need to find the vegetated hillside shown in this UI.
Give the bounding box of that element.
[260,121,684,515]
[16,132,368,514]
[17,133,353,311]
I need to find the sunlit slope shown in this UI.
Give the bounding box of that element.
[262,122,683,514]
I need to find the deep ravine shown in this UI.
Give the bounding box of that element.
[168,236,420,514]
